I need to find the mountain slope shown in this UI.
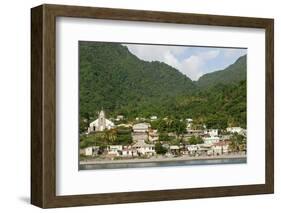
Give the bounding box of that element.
[79,42,247,129]
[79,42,195,118]
[118,80,246,128]
[196,55,246,88]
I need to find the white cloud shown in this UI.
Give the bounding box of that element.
[163,51,180,69]
[123,44,223,80]
[179,50,220,80]
[181,56,204,80]
[222,49,247,59]
[200,50,220,60]
[124,44,185,62]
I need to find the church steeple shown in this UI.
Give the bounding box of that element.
[98,110,106,131]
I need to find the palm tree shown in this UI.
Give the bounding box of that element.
[166,118,173,131]
[229,139,240,153]
[229,132,246,153]
[104,129,117,144]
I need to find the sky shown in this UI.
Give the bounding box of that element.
[123,44,247,81]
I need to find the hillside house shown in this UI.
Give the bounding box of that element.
[169,145,180,155]
[186,129,204,136]
[203,136,220,144]
[121,146,134,157]
[81,146,100,156]
[226,127,246,136]
[132,140,155,156]
[148,129,159,143]
[150,116,158,120]
[204,129,219,137]
[107,145,123,156]
[212,141,229,155]
[132,123,150,142]
[186,144,200,155]
[186,118,193,129]
[133,123,150,133]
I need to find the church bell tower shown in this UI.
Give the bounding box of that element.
[98,110,106,131]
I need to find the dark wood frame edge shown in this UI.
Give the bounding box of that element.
[31,4,274,208]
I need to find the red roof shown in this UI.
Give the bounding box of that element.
[214,141,229,146]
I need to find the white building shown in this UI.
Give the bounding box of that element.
[148,129,159,142]
[212,141,229,155]
[107,145,123,156]
[186,129,204,136]
[116,115,124,121]
[186,118,193,123]
[88,110,115,133]
[150,116,158,120]
[203,136,220,144]
[82,146,100,156]
[132,132,148,142]
[169,145,180,155]
[117,123,132,128]
[186,118,193,129]
[204,129,218,137]
[84,147,93,156]
[187,144,213,156]
[186,145,200,155]
[121,146,134,157]
[226,127,246,135]
[132,123,150,133]
[133,121,148,144]
[132,140,155,156]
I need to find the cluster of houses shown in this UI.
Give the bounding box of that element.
[80,110,246,159]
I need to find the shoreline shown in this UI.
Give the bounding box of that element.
[80,154,246,165]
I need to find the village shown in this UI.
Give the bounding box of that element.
[80,110,247,163]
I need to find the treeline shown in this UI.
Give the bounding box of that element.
[79,41,195,120]
[117,80,246,129]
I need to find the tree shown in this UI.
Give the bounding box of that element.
[205,114,228,129]
[115,134,133,145]
[150,120,159,130]
[155,143,168,155]
[188,135,204,145]
[79,132,106,148]
[105,129,117,144]
[158,119,168,132]
[229,132,246,152]
[79,118,89,134]
[171,119,186,136]
[115,127,133,145]
[159,133,171,142]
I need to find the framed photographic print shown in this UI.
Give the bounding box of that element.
[31,4,274,208]
[78,41,248,170]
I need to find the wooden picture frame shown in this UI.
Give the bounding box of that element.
[31,4,274,208]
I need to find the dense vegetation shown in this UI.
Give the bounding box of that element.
[79,42,195,119]
[80,127,133,148]
[196,55,246,88]
[79,42,247,129]
[188,135,204,145]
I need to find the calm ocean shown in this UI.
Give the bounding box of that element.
[79,157,246,170]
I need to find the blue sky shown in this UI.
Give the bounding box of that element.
[124,44,247,81]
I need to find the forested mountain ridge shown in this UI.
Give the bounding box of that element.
[196,55,246,88]
[79,42,195,118]
[79,42,246,128]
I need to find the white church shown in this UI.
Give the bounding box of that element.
[87,110,115,133]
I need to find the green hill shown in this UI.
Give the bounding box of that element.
[79,42,246,129]
[196,55,246,88]
[79,42,195,119]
